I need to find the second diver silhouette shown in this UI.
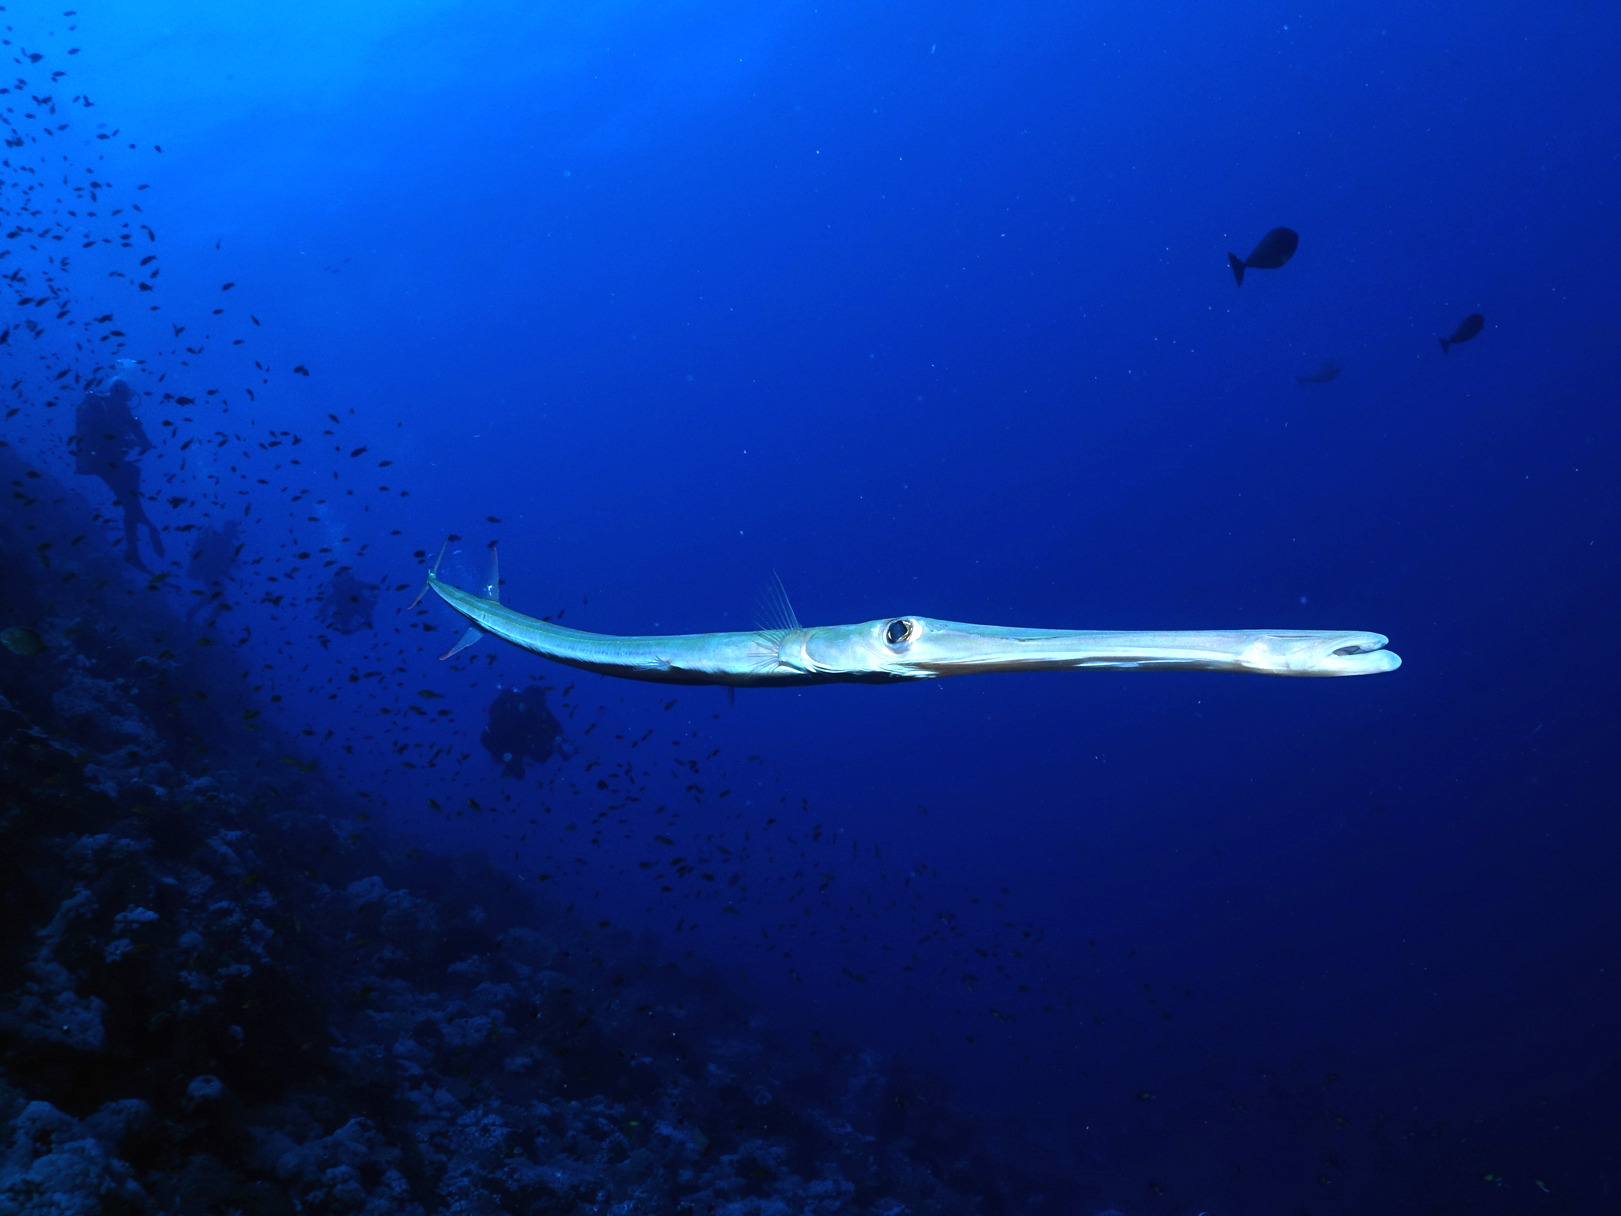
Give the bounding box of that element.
[482,684,573,778]
[71,377,164,570]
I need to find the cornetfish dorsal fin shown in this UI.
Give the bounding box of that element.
[482,540,501,602]
[754,570,802,635]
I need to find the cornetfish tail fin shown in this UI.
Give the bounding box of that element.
[439,540,502,660]
[1228,252,1246,286]
[406,540,449,610]
[1438,336,1450,354]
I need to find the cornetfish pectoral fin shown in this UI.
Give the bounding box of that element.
[745,571,806,678]
[753,571,802,637]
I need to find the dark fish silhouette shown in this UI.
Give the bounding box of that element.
[1,627,44,657]
[1228,227,1299,285]
[1295,359,1342,385]
[1439,313,1484,354]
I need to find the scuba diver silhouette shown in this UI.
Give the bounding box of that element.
[72,377,164,569]
[481,684,571,778]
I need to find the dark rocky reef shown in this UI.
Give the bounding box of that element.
[0,444,1035,1214]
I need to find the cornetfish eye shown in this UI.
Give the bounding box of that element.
[884,619,913,646]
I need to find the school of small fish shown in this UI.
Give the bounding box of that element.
[0,14,1491,1069]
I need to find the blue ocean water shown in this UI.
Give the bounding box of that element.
[4,0,1619,1210]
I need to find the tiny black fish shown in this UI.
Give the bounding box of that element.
[1228,227,1299,286]
[1295,359,1342,385]
[1439,313,1484,354]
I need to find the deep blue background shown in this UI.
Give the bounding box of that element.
[11,0,1621,1209]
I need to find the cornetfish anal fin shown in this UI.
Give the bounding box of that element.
[754,570,802,636]
[440,626,483,661]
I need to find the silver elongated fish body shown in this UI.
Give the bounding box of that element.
[418,552,1400,684]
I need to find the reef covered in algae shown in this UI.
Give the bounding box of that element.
[0,444,1037,1215]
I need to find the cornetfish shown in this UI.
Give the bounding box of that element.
[412,543,1401,684]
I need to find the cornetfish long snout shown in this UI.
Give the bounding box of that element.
[872,619,1401,678]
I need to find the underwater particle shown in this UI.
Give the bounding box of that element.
[1,626,45,656]
[1295,359,1342,385]
[1227,226,1299,285]
[1439,312,1484,354]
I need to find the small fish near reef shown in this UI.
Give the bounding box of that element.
[1,627,44,657]
[1228,226,1298,285]
[1295,359,1342,385]
[1439,313,1484,354]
